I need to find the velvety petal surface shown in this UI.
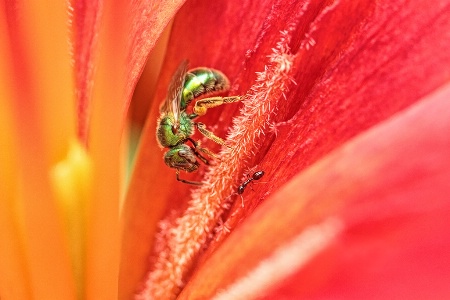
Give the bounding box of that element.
[179,82,450,299]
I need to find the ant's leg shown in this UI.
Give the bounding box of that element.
[176,170,203,186]
[193,96,242,116]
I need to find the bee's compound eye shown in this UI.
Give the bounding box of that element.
[177,149,189,158]
[177,146,196,163]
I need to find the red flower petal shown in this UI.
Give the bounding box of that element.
[180,82,450,299]
[123,0,450,298]
[124,0,187,103]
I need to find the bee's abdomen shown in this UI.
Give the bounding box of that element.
[182,68,230,108]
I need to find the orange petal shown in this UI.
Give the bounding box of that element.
[0,16,30,299]
[1,0,78,298]
[84,1,126,298]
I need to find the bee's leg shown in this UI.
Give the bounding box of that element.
[193,95,242,116]
[196,146,220,160]
[186,138,216,164]
[176,170,203,186]
[187,137,200,148]
[195,122,231,148]
[193,148,211,165]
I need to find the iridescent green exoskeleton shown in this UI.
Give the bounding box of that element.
[156,60,242,185]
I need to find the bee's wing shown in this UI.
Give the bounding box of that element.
[160,60,188,126]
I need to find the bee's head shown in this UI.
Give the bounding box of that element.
[164,144,199,172]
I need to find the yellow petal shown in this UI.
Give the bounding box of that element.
[50,141,93,299]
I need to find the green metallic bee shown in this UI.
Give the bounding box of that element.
[156,60,241,185]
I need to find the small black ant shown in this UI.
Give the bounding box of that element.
[237,170,265,200]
